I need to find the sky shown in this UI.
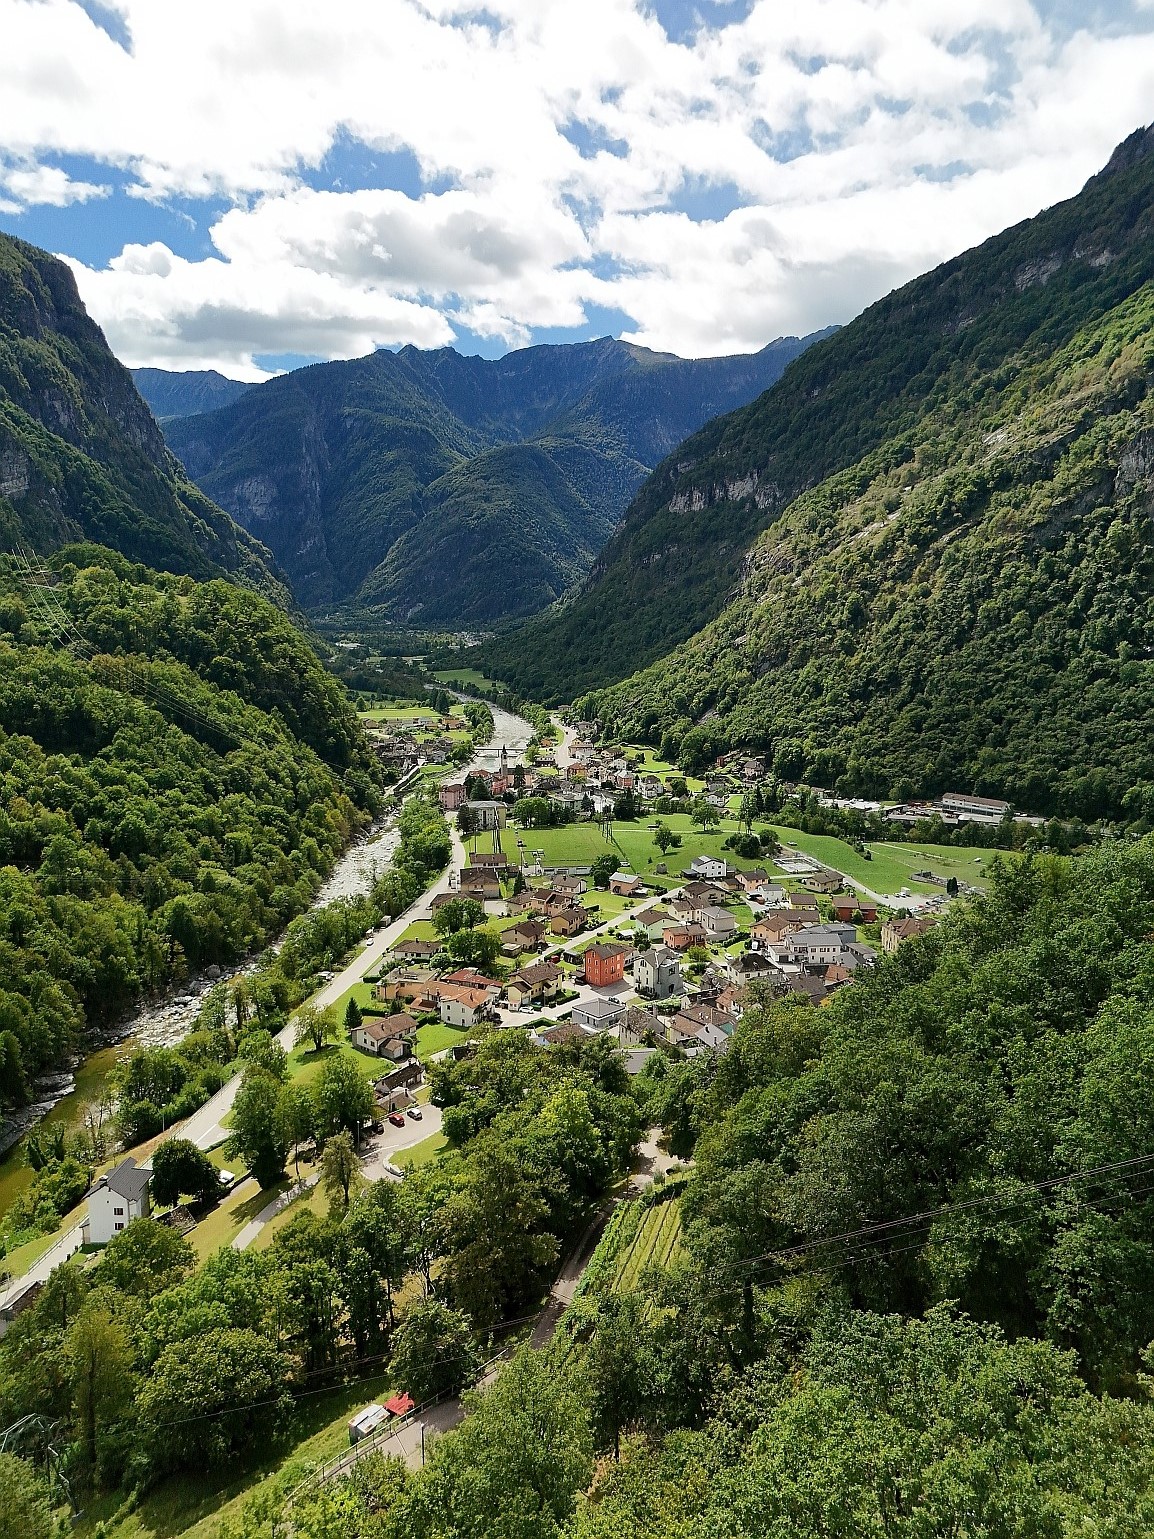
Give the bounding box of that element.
[2,1,1154,378]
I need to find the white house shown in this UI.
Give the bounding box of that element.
[789,923,858,966]
[437,984,498,1028]
[571,996,627,1031]
[688,854,728,881]
[85,1157,151,1245]
[700,905,738,939]
[634,946,682,1000]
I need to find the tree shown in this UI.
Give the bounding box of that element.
[67,1296,133,1470]
[237,1027,288,1079]
[585,1292,650,1459]
[653,822,678,855]
[591,854,618,889]
[437,1144,559,1327]
[446,926,501,970]
[390,1348,593,1539]
[277,1080,316,1175]
[0,1454,52,1539]
[314,1054,375,1148]
[321,1130,362,1214]
[229,1065,288,1187]
[295,1004,339,1055]
[432,896,486,936]
[457,805,478,837]
[691,798,720,832]
[389,1299,480,1402]
[136,1327,292,1473]
[345,996,363,1034]
[151,1138,221,1207]
[99,1218,194,1297]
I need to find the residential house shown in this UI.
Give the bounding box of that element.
[571,996,627,1031]
[665,1004,732,1054]
[443,967,500,991]
[460,873,501,903]
[701,905,738,940]
[830,896,877,923]
[687,854,728,882]
[790,923,857,967]
[535,1020,595,1048]
[374,1059,423,1108]
[437,983,499,1028]
[662,921,708,951]
[801,867,842,895]
[551,872,587,897]
[393,937,440,963]
[550,906,586,938]
[584,942,630,988]
[503,918,547,955]
[506,960,563,1009]
[726,950,778,985]
[880,916,936,953]
[379,968,439,1009]
[633,905,672,942]
[466,800,507,830]
[634,945,681,999]
[85,1158,151,1245]
[682,880,731,911]
[736,869,769,893]
[468,851,510,875]
[439,782,466,811]
[619,1005,662,1046]
[350,1017,415,1060]
[750,913,803,950]
[609,871,644,897]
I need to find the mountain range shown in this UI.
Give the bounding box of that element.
[155,333,829,625]
[133,367,252,421]
[0,234,281,597]
[482,126,1154,821]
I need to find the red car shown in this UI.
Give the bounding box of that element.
[388,1111,406,1128]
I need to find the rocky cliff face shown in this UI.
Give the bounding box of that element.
[0,232,282,594]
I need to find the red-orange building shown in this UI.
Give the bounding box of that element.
[583,942,629,988]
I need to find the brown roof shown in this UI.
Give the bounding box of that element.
[585,942,630,961]
[513,960,563,986]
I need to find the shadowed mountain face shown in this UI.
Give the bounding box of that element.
[0,233,281,595]
[160,332,830,624]
[484,125,1154,712]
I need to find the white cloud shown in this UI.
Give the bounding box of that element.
[1,0,1152,367]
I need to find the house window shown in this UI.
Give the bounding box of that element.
[114,1205,124,1216]
[114,1222,124,1232]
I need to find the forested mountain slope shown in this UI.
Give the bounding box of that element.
[486,123,1154,703]
[0,234,280,595]
[0,546,380,1110]
[162,332,827,623]
[132,367,251,421]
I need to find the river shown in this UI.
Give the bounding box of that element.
[0,701,536,1220]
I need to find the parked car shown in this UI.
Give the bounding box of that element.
[370,1120,384,1134]
[407,1106,423,1120]
[388,1112,406,1128]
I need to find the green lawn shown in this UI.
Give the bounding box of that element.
[769,827,1009,896]
[188,1177,291,1262]
[249,1181,327,1252]
[395,1129,449,1170]
[72,1374,398,1539]
[414,1020,468,1061]
[432,667,493,688]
